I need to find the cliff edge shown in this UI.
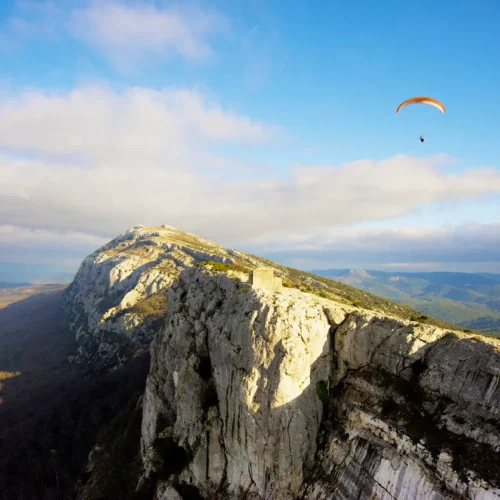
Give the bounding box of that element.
[65,226,500,499]
[138,267,500,499]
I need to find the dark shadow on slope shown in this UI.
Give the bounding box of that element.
[0,289,152,500]
[0,290,78,414]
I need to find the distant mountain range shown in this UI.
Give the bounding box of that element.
[311,268,500,335]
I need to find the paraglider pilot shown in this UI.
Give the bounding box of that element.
[419,135,424,143]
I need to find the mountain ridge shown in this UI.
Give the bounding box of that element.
[63,226,500,499]
[62,225,475,372]
[3,224,500,499]
[312,267,500,335]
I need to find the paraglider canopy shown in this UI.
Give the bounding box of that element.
[396,96,445,143]
[396,96,446,114]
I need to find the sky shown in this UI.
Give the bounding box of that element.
[1,0,500,278]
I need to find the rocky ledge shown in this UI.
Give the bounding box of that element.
[138,267,500,499]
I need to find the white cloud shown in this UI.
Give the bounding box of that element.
[0,85,278,162]
[3,1,229,69]
[0,225,105,249]
[250,222,500,272]
[71,1,228,68]
[0,225,106,269]
[1,84,500,268]
[2,150,500,246]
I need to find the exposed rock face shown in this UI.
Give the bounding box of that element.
[140,268,500,499]
[140,267,348,499]
[61,225,240,369]
[66,225,500,498]
[62,224,455,372]
[303,314,500,499]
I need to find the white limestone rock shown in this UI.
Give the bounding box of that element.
[62,226,240,369]
[301,311,500,499]
[141,273,500,499]
[141,267,344,499]
[65,225,500,499]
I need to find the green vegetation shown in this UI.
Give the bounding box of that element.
[196,260,250,275]
[404,297,497,325]
[108,290,168,326]
[268,262,462,331]
[410,314,429,322]
[310,268,500,337]
[129,291,168,320]
[316,380,329,406]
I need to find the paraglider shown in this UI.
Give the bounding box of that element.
[396,96,446,142]
[396,96,446,114]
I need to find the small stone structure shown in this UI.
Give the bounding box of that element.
[250,268,282,291]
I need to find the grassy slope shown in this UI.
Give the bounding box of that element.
[311,268,500,336]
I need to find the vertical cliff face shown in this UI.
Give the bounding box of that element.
[140,268,500,500]
[140,267,349,499]
[304,314,500,500]
[63,225,455,373]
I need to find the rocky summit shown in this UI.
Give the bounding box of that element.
[65,225,500,499]
[62,224,244,371]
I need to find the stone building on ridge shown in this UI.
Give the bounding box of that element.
[250,268,282,291]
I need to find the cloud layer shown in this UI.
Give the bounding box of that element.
[249,222,500,271]
[1,86,500,246]
[72,1,229,68]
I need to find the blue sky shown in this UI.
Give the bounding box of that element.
[1,0,500,277]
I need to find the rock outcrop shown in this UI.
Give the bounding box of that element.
[139,267,349,499]
[139,267,500,499]
[62,225,456,372]
[61,225,246,369]
[303,314,500,499]
[66,226,500,498]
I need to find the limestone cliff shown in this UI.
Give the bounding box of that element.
[62,225,251,369]
[62,225,457,371]
[303,314,500,499]
[139,267,500,499]
[139,267,349,499]
[67,226,500,499]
